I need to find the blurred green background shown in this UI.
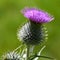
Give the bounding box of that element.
[0,0,60,60]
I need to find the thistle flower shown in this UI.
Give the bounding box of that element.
[17,7,54,45]
[21,8,54,23]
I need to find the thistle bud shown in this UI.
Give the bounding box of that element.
[2,52,21,60]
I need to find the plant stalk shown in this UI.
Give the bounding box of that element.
[27,45,30,60]
[30,55,55,60]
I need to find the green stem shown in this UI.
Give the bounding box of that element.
[27,45,30,60]
[30,55,55,60]
[37,55,55,59]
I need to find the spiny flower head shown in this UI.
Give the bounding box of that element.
[17,22,48,45]
[21,8,54,23]
[17,7,54,45]
[2,52,21,60]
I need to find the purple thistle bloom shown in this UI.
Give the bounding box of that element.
[18,7,54,45]
[21,8,54,23]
